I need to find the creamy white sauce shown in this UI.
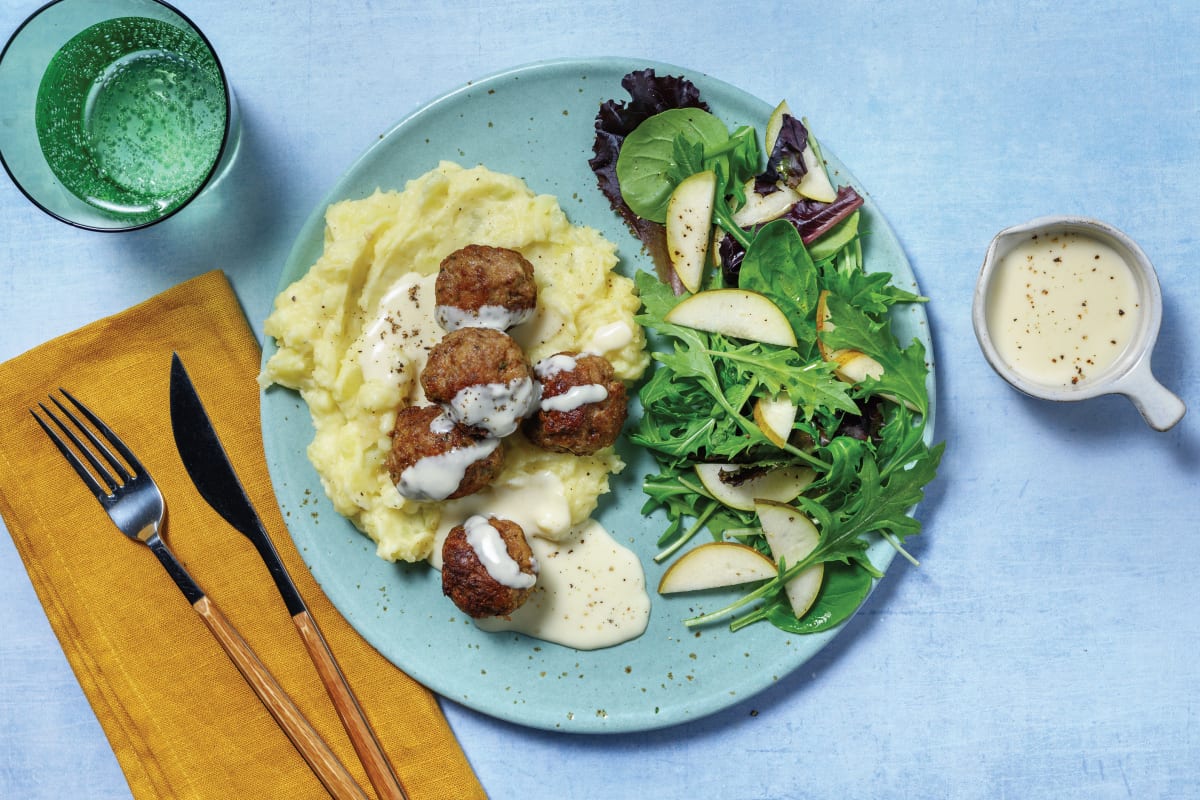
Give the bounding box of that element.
[986,231,1140,387]
[462,515,537,589]
[541,383,608,413]
[428,413,456,435]
[585,320,634,356]
[359,273,440,388]
[534,353,578,379]
[446,376,538,437]
[475,521,650,650]
[434,470,573,547]
[436,303,533,332]
[431,472,650,650]
[396,429,501,501]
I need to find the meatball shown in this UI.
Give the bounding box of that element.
[384,405,503,501]
[421,327,538,438]
[442,516,538,618]
[434,244,538,331]
[524,352,627,455]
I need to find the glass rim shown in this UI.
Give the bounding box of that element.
[0,0,236,232]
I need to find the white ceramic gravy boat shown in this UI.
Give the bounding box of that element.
[973,216,1186,431]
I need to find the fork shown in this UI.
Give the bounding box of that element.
[32,390,369,800]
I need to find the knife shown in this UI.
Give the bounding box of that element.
[169,353,408,800]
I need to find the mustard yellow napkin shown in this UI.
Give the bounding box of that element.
[0,270,485,800]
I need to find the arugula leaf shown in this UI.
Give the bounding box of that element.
[686,440,943,628]
[821,263,925,315]
[820,292,930,417]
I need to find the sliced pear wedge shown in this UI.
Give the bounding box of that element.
[665,169,716,293]
[658,541,776,594]
[796,141,837,203]
[733,181,801,228]
[753,392,798,448]
[765,99,791,155]
[754,499,824,618]
[764,99,837,203]
[664,288,798,348]
[694,463,815,512]
[815,289,836,361]
[833,350,885,383]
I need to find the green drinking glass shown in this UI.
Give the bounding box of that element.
[0,0,240,231]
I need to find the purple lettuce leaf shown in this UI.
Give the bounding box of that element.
[590,69,709,287]
[754,114,809,195]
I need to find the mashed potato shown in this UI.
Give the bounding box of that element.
[261,162,648,562]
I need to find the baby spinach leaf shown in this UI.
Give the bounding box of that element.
[616,108,730,223]
[759,560,875,634]
[737,219,819,349]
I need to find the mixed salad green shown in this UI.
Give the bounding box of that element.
[590,69,943,635]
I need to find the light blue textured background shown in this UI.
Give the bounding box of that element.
[1,1,1197,798]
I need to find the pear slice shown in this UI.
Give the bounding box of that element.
[694,463,815,512]
[664,289,798,348]
[754,499,824,618]
[764,99,837,203]
[658,541,776,594]
[796,141,837,203]
[815,289,836,361]
[733,180,801,228]
[765,99,791,154]
[665,169,716,294]
[753,392,798,448]
[833,350,885,383]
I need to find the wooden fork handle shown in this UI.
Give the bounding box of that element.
[192,596,369,800]
[294,610,409,800]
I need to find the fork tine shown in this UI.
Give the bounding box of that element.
[30,406,109,499]
[44,397,126,492]
[58,389,145,479]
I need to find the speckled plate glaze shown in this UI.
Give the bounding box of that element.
[261,57,935,733]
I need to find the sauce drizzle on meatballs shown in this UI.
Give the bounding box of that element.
[434,244,538,332]
[385,405,503,501]
[441,515,538,618]
[421,326,538,438]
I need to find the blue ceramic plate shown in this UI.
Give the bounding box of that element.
[261,57,935,733]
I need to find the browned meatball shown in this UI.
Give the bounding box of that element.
[524,352,627,455]
[421,327,537,437]
[384,405,503,501]
[435,245,538,331]
[442,516,538,618]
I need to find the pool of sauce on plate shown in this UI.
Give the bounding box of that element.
[985,231,1140,387]
[431,471,651,651]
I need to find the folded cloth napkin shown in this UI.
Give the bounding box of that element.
[0,270,485,800]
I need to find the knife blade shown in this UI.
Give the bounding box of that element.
[169,353,408,800]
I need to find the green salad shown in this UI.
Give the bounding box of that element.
[589,69,943,634]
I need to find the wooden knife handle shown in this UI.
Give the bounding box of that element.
[294,610,409,800]
[192,596,369,800]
